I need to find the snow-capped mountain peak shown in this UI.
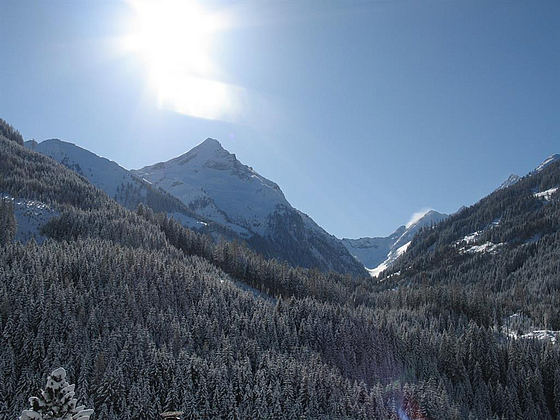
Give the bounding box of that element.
[496,174,521,191]
[26,138,138,198]
[133,139,367,276]
[406,209,444,229]
[198,137,222,150]
[135,140,288,233]
[534,154,560,173]
[170,138,231,168]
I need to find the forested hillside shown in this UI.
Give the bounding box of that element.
[0,118,24,146]
[382,158,560,332]
[2,128,560,419]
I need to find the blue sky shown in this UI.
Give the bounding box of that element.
[1,0,558,238]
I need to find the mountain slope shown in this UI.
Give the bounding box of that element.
[386,155,560,280]
[134,138,367,276]
[382,155,560,331]
[25,139,235,233]
[342,210,448,276]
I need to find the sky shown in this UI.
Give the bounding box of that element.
[1,0,559,238]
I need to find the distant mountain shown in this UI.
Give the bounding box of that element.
[134,138,367,276]
[25,139,207,230]
[342,210,448,277]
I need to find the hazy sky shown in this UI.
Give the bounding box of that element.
[1,0,558,238]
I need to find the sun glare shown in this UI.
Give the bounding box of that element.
[120,0,240,121]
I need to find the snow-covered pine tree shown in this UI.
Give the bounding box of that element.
[20,367,93,420]
[0,196,16,245]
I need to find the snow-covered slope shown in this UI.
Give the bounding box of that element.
[26,139,139,199]
[342,210,448,277]
[134,139,367,276]
[340,227,405,271]
[25,139,208,231]
[134,139,283,235]
[1,194,58,244]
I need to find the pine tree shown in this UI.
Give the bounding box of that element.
[0,196,16,245]
[20,367,93,420]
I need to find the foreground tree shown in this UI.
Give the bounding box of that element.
[20,368,93,420]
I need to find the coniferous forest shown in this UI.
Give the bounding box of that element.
[2,118,560,419]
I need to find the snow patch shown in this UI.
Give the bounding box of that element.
[501,313,559,344]
[461,231,483,244]
[462,242,502,254]
[2,194,58,244]
[505,328,559,343]
[533,187,558,201]
[369,241,411,278]
[455,218,502,254]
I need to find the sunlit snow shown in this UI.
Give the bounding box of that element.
[533,187,558,201]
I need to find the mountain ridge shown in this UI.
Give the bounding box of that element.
[495,154,560,192]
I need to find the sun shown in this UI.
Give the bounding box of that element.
[120,0,238,121]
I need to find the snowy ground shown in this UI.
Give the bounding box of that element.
[369,241,411,278]
[455,218,503,255]
[461,241,503,255]
[1,194,59,244]
[533,187,558,201]
[502,313,559,344]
